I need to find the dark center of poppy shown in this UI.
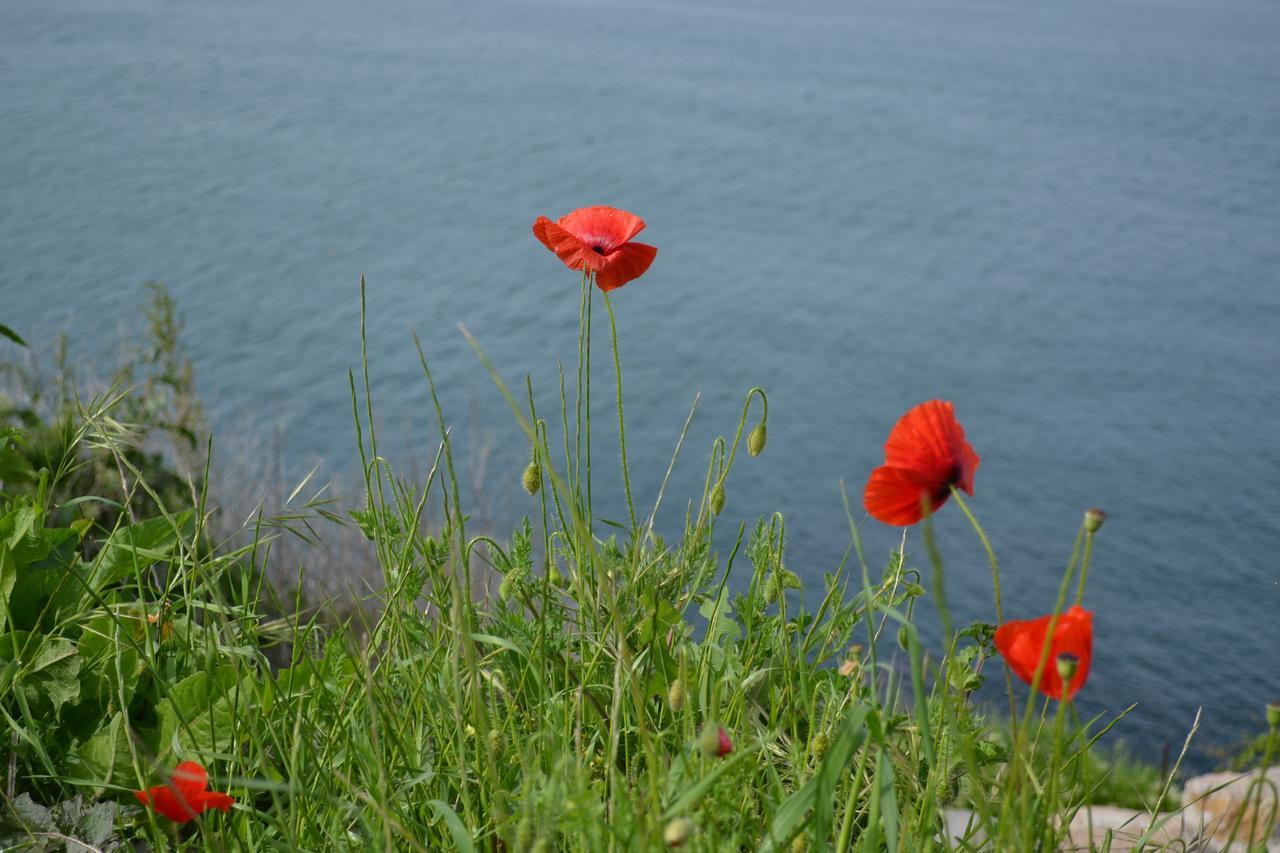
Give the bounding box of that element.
[592,245,606,255]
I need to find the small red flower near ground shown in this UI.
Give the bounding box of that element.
[134,761,235,823]
[532,206,658,292]
[863,400,980,526]
[994,605,1093,700]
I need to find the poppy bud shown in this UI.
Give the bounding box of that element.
[1084,508,1106,534]
[499,573,517,602]
[1267,700,1280,730]
[1056,653,1079,686]
[748,422,767,457]
[664,817,696,847]
[697,723,733,758]
[522,460,541,496]
[667,678,685,712]
[710,483,726,516]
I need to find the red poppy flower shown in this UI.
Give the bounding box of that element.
[994,605,1093,700]
[532,206,658,292]
[863,400,979,526]
[134,761,235,823]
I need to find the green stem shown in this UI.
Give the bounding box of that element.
[1074,530,1096,606]
[951,487,1018,734]
[603,293,637,536]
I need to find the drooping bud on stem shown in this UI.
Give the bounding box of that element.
[697,723,733,758]
[1084,508,1106,534]
[710,483,726,516]
[748,422,767,457]
[521,458,541,496]
[1267,700,1280,730]
[1056,653,1079,688]
[664,817,696,848]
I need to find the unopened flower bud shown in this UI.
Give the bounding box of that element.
[710,483,726,516]
[499,573,516,602]
[1056,653,1079,687]
[697,723,733,758]
[748,422,767,457]
[1084,508,1106,534]
[521,460,542,496]
[667,678,685,712]
[1267,700,1280,730]
[664,817,696,848]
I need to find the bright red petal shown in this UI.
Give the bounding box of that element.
[595,242,657,291]
[143,786,200,823]
[532,216,556,251]
[995,606,1093,700]
[534,219,596,272]
[558,206,645,252]
[863,465,946,526]
[198,791,236,814]
[171,761,209,804]
[882,401,979,495]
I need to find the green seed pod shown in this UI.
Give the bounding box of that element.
[667,678,686,712]
[781,569,802,590]
[663,817,696,848]
[710,483,726,516]
[1084,507,1106,534]
[521,460,542,496]
[897,625,911,652]
[748,422,767,457]
[498,573,516,602]
[1056,653,1079,686]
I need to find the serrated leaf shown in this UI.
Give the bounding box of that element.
[11,793,55,832]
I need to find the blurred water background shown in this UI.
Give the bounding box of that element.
[3,0,1278,766]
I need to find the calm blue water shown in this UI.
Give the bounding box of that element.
[3,0,1278,765]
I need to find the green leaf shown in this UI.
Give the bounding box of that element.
[88,511,193,592]
[10,793,54,831]
[0,545,14,634]
[427,800,475,853]
[0,322,27,348]
[70,712,133,793]
[154,664,250,759]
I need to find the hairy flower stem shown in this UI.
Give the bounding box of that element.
[950,488,1018,731]
[603,292,638,536]
[1074,529,1096,606]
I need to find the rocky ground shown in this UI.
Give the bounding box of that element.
[942,767,1280,851]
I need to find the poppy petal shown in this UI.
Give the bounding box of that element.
[558,206,646,252]
[534,219,602,273]
[863,465,945,526]
[595,242,657,292]
[995,606,1093,700]
[171,761,209,803]
[882,400,979,492]
[198,791,236,814]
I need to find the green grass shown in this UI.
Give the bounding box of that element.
[0,277,1271,851]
